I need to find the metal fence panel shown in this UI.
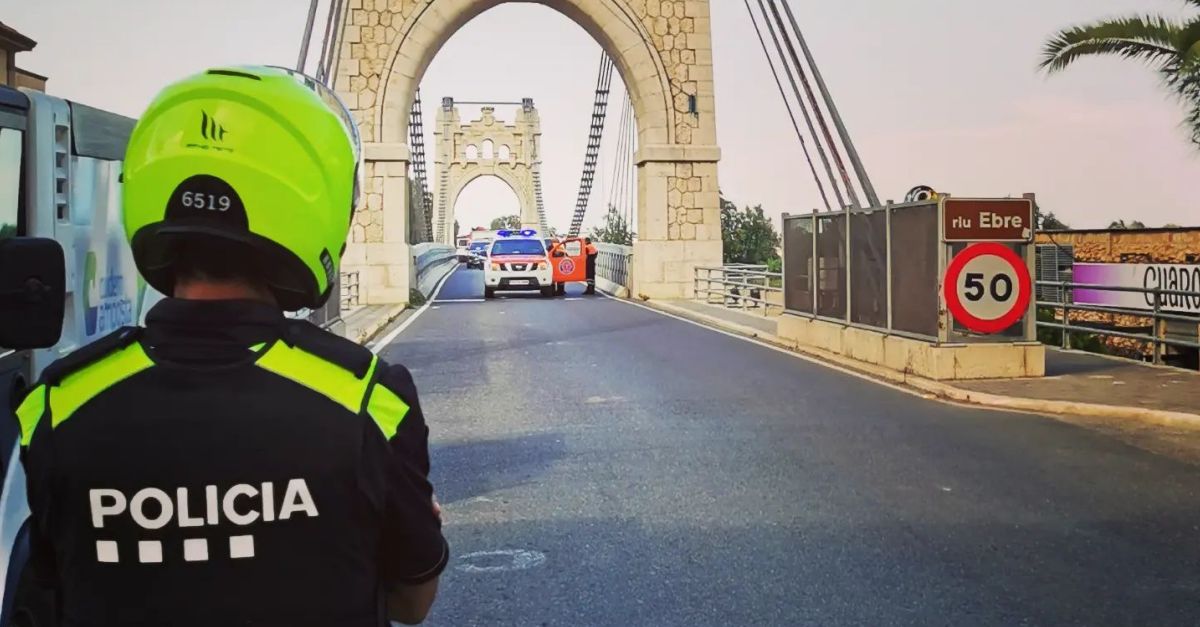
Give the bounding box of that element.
[816,214,847,319]
[595,243,633,288]
[783,216,814,313]
[850,211,888,328]
[889,204,939,337]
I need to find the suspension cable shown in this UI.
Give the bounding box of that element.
[409,88,434,242]
[622,97,635,236]
[569,52,616,237]
[605,91,634,241]
[316,0,344,84]
[743,0,830,212]
[779,0,880,207]
[753,0,845,211]
[763,0,860,208]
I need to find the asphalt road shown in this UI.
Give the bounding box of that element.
[377,265,1200,626]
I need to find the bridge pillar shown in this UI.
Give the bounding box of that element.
[343,142,415,305]
[632,144,722,299]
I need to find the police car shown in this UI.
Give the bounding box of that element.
[483,230,554,298]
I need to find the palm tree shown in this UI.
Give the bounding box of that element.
[1040,3,1200,147]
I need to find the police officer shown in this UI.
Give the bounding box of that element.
[15,66,447,626]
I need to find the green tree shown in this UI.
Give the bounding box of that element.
[589,204,634,245]
[489,215,522,230]
[1040,3,1200,147]
[1108,219,1147,229]
[1037,210,1070,231]
[720,194,781,265]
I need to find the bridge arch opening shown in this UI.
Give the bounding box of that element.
[450,172,525,235]
[337,0,722,303]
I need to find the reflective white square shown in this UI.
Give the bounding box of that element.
[96,540,119,563]
[138,540,163,564]
[183,538,209,562]
[229,535,254,559]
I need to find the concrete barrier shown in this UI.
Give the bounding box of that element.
[777,314,1045,381]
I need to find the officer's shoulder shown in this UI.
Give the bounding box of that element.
[281,318,375,379]
[41,327,143,385]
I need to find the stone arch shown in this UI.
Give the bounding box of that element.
[445,168,528,230]
[337,0,722,303]
[431,102,542,243]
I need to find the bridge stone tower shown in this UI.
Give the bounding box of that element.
[335,0,721,304]
[433,99,544,243]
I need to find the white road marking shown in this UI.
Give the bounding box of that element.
[369,265,459,353]
[436,298,485,303]
[456,549,546,574]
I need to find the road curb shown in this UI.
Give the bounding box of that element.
[641,299,1200,429]
[349,303,408,345]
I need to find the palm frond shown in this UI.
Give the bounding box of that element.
[1040,15,1183,73]
[1185,96,1200,147]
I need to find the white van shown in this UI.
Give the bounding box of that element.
[0,84,159,625]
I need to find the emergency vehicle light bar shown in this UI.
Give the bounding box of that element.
[496,229,538,238]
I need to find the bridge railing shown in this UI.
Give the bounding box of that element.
[694,265,783,315]
[295,273,346,331]
[595,242,633,289]
[340,271,360,310]
[1037,280,1199,366]
[412,243,458,298]
[781,202,941,342]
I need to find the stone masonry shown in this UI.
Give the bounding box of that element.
[433,101,541,243]
[334,0,721,303]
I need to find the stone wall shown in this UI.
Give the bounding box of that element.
[1036,229,1200,264]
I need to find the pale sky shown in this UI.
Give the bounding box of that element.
[6,0,1198,232]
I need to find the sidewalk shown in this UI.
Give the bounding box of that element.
[648,299,1200,427]
[340,303,407,345]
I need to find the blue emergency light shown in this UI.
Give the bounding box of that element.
[496,229,538,237]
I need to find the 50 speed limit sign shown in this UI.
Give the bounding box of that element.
[942,242,1032,334]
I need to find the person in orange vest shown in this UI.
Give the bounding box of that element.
[584,237,599,295]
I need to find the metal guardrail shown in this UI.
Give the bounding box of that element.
[595,242,633,288]
[1036,280,1200,366]
[694,265,783,315]
[340,271,360,311]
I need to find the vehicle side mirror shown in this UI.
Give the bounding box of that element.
[0,237,67,350]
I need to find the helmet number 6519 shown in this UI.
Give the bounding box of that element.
[182,191,231,212]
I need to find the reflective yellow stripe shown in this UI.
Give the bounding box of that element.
[366,384,410,440]
[254,342,377,413]
[16,385,46,447]
[48,343,155,431]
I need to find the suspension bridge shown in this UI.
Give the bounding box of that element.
[2,2,1197,625]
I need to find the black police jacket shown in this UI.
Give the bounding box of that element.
[15,299,448,626]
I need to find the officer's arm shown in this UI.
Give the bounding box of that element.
[17,385,60,589]
[366,363,448,624]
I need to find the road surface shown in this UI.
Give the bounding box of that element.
[375,265,1200,626]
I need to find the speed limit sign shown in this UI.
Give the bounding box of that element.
[943,242,1032,334]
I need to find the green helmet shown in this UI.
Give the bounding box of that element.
[123,65,362,311]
